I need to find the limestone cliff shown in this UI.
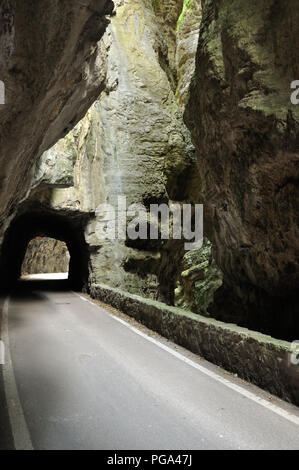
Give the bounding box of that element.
[19,0,211,306]
[185,0,299,338]
[2,0,297,340]
[175,239,223,315]
[0,0,113,240]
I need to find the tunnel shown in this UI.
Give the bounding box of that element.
[0,208,90,292]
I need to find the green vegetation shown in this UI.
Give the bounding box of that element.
[177,0,193,32]
[152,0,159,13]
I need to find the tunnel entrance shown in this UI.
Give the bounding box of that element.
[0,208,90,292]
[21,237,70,278]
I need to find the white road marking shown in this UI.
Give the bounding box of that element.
[76,293,299,428]
[2,279,299,451]
[1,297,33,450]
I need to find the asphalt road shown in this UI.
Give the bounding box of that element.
[1,275,299,450]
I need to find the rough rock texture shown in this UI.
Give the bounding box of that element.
[152,0,184,91]
[0,0,223,315]
[1,0,298,345]
[85,0,196,299]
[176,0,202,106]
[22,237,70,275]
[1,0,298,401]
[14,0,205,301]
[185,0,299,339]
[175,239,223,315]
[0,0,114,240]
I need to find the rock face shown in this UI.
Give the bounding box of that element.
[0,0,114,239]
[185,0,299,339]
[84,0,197,299]
[176,0,202,106]
[22,237,70,275]
[0,0,223,315]
[10,0,207,302]
[175,239,223,315]
[3,0,297,341]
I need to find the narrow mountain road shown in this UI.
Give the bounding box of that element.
[1,275,299,450]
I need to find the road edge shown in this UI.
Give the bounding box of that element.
[0,296,33,450]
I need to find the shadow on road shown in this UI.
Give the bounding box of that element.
[16,278,72,293]
[0,274,77,449]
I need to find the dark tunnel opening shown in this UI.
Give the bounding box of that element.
[0,209,90,292]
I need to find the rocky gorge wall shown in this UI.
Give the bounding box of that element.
[1,0,298,342]
[10,0,221,314]
[185,0,299,339]
[0,0,114,242]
